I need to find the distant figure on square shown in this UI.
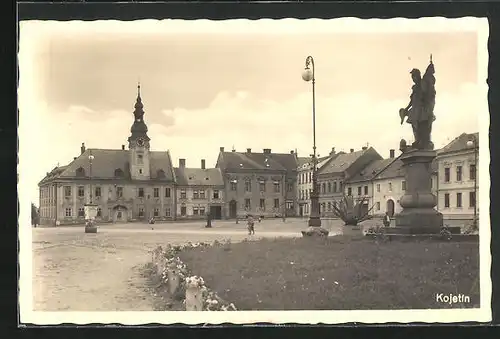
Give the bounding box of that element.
[383,212,391,227]
[247,215,255,235]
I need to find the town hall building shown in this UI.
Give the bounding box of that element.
[38,85,177,225]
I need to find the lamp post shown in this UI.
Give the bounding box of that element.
[85,151,97,233]
[302,56,322,228]
[466,136,478,230]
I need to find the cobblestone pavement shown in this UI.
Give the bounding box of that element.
[32,218,356,311]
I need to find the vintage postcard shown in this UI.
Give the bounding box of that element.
[18,17,491,325]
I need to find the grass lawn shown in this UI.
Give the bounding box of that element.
[178,236,480,310]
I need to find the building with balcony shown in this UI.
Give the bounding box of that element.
[435,132,479,221]
[216,147,298,219]
[174,158,225,220]
[37,85,176,225]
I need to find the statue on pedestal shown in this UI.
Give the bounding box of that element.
[399,55,436,150]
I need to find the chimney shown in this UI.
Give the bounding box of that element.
[201,159,206,169]
[121,145,125,150]
[350,148,354,153]
[362,146,367,151]
[390,149,395,158]
[247,148,252,153]
[73,157,77,160]
[330,147,336,156]
[290,150,294,154]
[219,147,225,152]
[263,148,271,154]
[81,142,86,154]
[179,159,186,168]
[232,149,236,152]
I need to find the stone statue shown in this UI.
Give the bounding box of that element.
[399,55,436,150]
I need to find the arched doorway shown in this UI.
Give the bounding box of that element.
[229,200,237,219]
[386,199,395,217]
[112,205,128,223]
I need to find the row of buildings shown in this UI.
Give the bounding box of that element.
[37,86,479,225]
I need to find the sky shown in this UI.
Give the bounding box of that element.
[18,19,488,206]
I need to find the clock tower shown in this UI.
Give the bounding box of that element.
[128,83,151,180]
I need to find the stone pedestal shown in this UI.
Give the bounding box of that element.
[395,149,443,234]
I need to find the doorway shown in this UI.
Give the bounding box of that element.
[210,205,222,220]
[386,199,395,217]
[229,200,237,219]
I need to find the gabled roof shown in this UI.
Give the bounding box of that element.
[174,167,224,187]
[217,151,298,172]
[438,132,478,155]
[372,152,439,181]
[297,155,333,170]
[346,158,395,183]
[318,149,367,175]
[38,148,175,185]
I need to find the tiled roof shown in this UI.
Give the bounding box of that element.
[174,167,224,186]
[347,158,394,183]
[38,148,175,185]
[318,149,367,175]
[438,132,479,155]
[297,157,311,167]
[297,155,332,170]
[373,152,439,181]
[217,151,298,172]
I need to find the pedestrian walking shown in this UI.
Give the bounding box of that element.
[247,215,255,235]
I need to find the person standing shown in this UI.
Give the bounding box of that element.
[383,212,391,228]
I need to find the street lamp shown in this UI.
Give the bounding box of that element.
[466,136,478,230]
[85,151,98,233]
[302,56,322,228]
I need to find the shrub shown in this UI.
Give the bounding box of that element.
[331,194,375,226]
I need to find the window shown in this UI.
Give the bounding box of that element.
[364,186,368,195]
[154,208,159,217]
[469,191,476,207]
[193,207,199,216]
[157,169,166,179]
[456,165,463,181]
[327,202,331,211]
[165,208,171,217]
[470,164,476,180]
[259,181,266,192]
[309,172,312,183]
[200,207,206,215]
[245,199,251,210]
[78,186,85,197]
[213,190,220,199]
[180,189,186,199]
[305,190,309,200]
[376,184,381,192]
[444,167,450,182]
[78,207,84,217]
[63,186,71,198]
[322,183,326,194]
[97,207,102,217]
[388,183,393,192]
[165,187,171,198]
[347,187,352,196]
[333,182,337,192]
[95,187,101,197]
[153,188,159,198]
[117,186,123,198]
[339,181,343,191]
[138,208,144,217]
[328,182,331,193]
[287,183,293,192]
[76,167,86,177]
[193,190,199,199]
[114,168,124,177]
[139,169,143,174]
[430,178,433,188]
[456,193,462,208]
[65,208,72,217]
[199,190,205,199]
[260,199,265,209]
[274,199,280,209]
[137,154,143,164]
[376,202,380,211]
[138,188,144,198]
[286,201,294,209]
[402,181,406,191]
[357,186,362,195]
[274,182,280,193]
[180,206,186,216]
[245,180,252,192]
[444,193,450,208]
[231,181,237,191]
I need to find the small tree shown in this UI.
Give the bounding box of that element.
[31,202,39,226]
[331,195,375,226]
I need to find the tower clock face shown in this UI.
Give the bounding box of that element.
[137,138,145,147]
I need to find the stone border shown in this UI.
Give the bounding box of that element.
[151,242,237,311]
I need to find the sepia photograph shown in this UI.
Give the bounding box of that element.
[18,17,490,325]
